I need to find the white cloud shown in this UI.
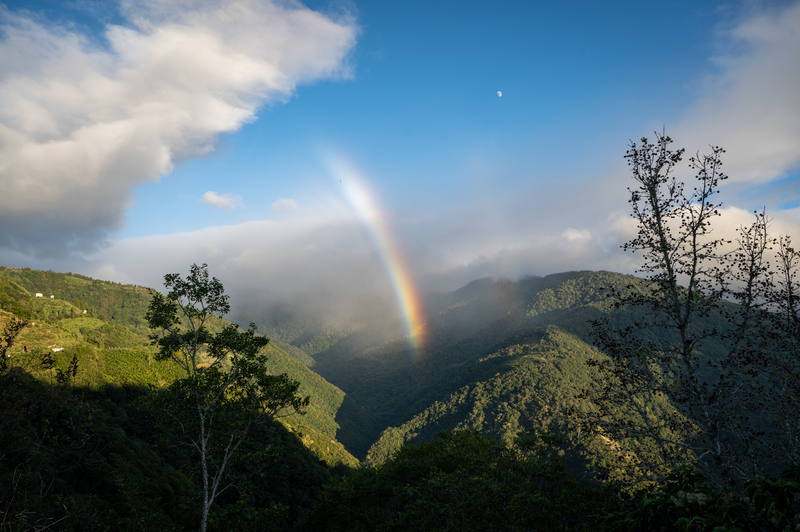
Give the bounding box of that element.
[674,1,800,184]
[90,262,132,285]
[202,191,241,209]
[197,241,222,257]
[561,228,591,242]
[93,213,389,300]
[14,171,800,319]
[271,197,298,211]
[0,0,358,256]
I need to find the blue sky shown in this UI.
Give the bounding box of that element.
[124,0,723,234]
[1,0,799,305]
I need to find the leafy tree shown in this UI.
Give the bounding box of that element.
[145,263,310,532]
[300,429,612,532]
[575,132,800,484]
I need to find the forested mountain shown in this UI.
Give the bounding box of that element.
[2,265,797,531]
[297,271,634,458]
[364,325,606,465]
[0,266,694,464]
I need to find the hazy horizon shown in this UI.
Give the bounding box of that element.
[1,0,799,326]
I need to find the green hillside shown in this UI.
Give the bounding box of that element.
[3,265,797,530]
[1,303,346,530]
[313,271,627,432]
[0,266,153,335]
[0,267,365,469]
[0,267,681,469]
[1,266,646,468]
[363,325,622,470]
[262,342,376,468]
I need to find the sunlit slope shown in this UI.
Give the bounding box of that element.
[0,266,153,335]
[0,311,185,396]
[361,270,731,468]
[262,342,377,468]
[0,266,369,467]
[353,271,656,465]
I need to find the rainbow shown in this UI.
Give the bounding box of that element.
[325,154,427,353]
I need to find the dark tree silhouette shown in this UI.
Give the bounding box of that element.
[575,132,800,485]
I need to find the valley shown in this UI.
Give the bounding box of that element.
[1,265,648,466]
[1,264,796,531]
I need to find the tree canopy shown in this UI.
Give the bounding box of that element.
[145,264,309,532]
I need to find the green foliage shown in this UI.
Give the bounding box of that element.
[317,271,636,440]
[0,276,32,319]
[0,361,349,532]
[272,338,316,367]
[6,248,797,531]
[365,325,607,465]
[0,263,366,469]
[1,318,195,530]
[101,348,184,387]
[261,342,369,468]
[0,263,351,531]
[298,322,357,358]
[604,464,800,531]
[744,463,800,528]
[0,342,100,529]
[0,266,154,335]
[79,322,144,349]
[0,317,26,371]
[145,263,310,532]
[301,430,612,532]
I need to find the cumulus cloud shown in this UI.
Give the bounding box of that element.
[0,0,358,256]
[202,191,242,209]
[272,198,298,211]
[674,1,800,183]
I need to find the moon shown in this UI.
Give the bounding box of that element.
[497,91,502,97]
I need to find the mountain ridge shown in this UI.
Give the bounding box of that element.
[0,265,662,467]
